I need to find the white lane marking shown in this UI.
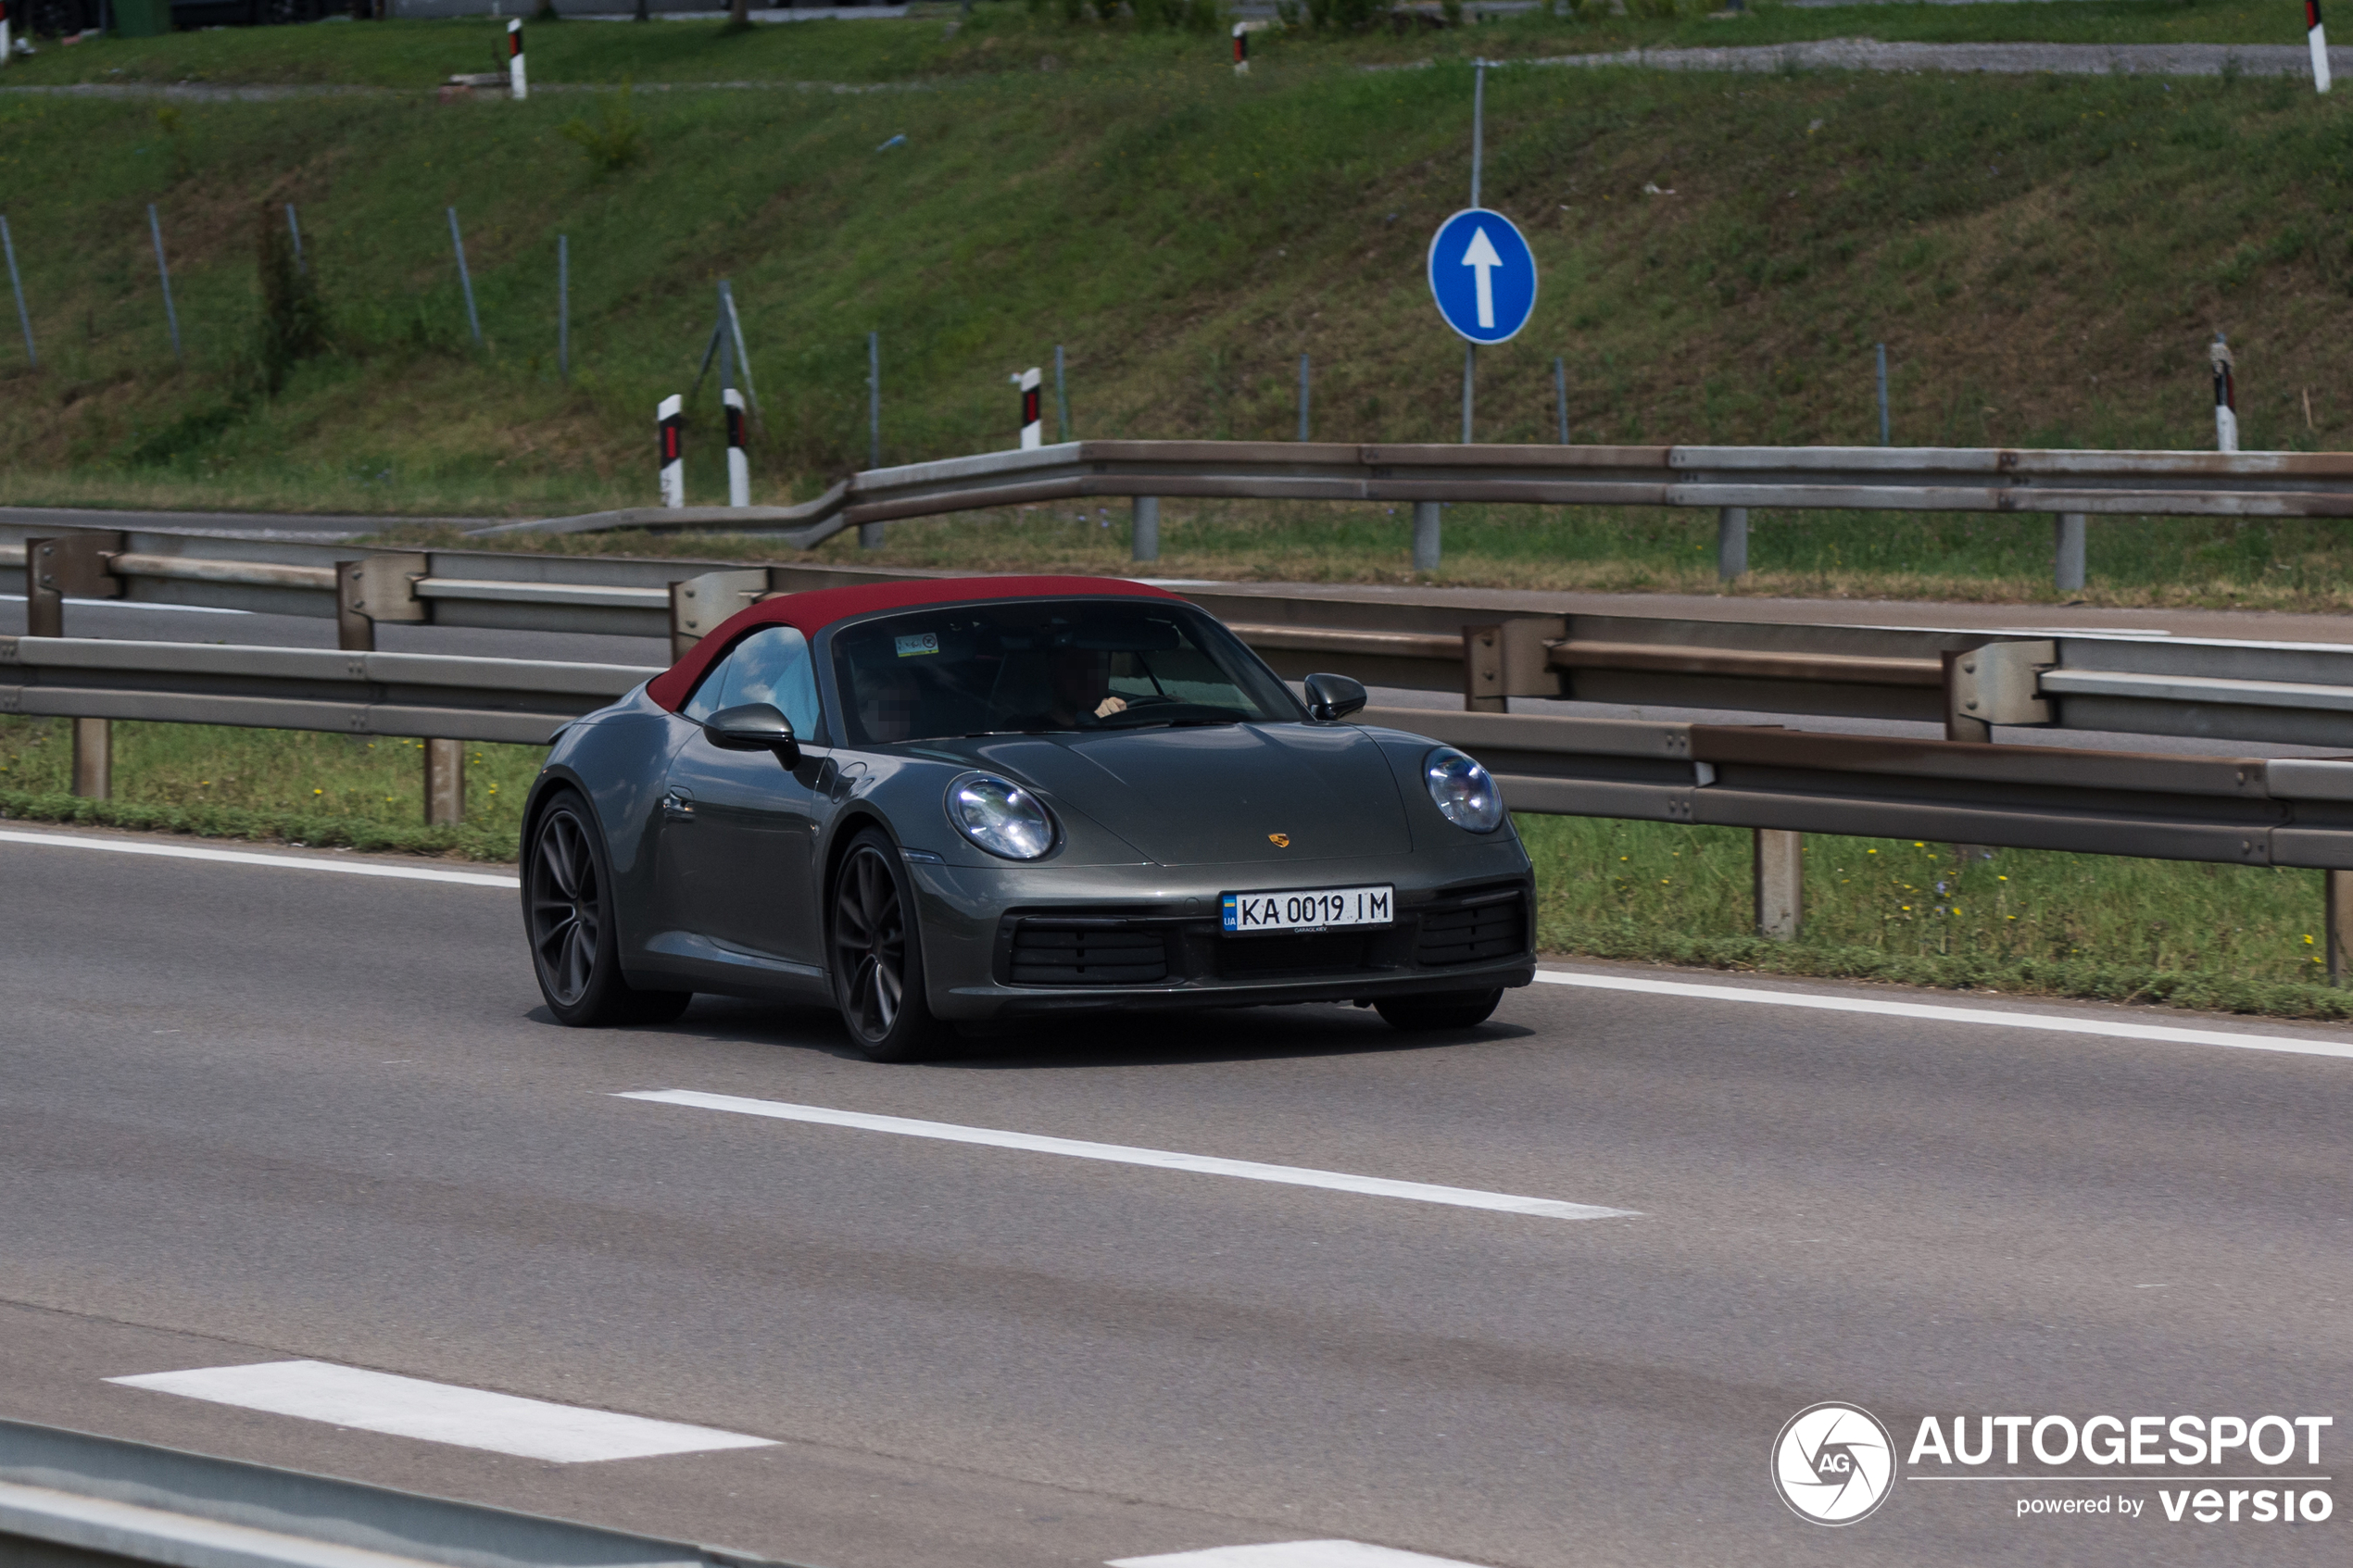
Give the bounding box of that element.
[1534,969,2353,1061]
[106,1361,774,1464]
[0,830,518,887]
[619,1089,1637,1221]
[1112,1543,1484,1568]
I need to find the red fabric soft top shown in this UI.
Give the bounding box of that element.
[646,573,1185,712]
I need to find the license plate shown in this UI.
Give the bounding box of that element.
[1221,884,1394,934]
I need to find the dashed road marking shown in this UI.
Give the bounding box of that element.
[1111,1542,1487,1568]
[619,1089,1637,1221]
[107,1361,774,1463]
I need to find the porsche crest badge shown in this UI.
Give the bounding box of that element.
[1267,833,1290,847]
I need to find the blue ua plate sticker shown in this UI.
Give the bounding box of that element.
[1222,884,1395,934]
[895,632,941,659]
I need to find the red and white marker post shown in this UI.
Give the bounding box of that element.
[658,394,685,507]
[507,19,528,102]
[724,387,750,508]
[2311,0,2333,93]
[1014,367,1042,450]
[1233,21,1249,75]
[2211,333,2239,454]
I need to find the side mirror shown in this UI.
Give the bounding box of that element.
[1302,672,1367,723]
[705,702,801,766]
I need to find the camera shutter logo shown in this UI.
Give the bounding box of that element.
[1773,1402,1897,1524]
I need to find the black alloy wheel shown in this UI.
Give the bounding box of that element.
[829,830,948,1062]
[525,791,690,1028]
[1374,987,1504,1032]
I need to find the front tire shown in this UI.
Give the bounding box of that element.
[525,790,692,1028]
[1375,987,1504,1032]
[829,830,949,1062]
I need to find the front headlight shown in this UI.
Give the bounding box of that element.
[948,774,1056,859]
[1424,746,1504,833]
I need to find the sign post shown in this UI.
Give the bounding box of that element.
[1428,59,1536,443]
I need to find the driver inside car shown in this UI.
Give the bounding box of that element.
[1051,646,1128,726]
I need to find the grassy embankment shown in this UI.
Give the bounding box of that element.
[6,10,2353,605]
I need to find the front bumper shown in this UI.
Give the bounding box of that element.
[908,845,1536,1021]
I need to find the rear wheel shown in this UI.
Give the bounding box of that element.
[1374,987,1504,1032]
[525,790,692,1027]
[829,830,949,1062]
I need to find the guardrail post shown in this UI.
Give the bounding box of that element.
[25,533,125,637]
[1944,641,2054,744]
[1717,507,1748,581]
[1463,625,1505,712]
[424,739,464,826]
[670,568,771,662]
[23,546,60,639]
[2330,870,2353,986]
[1412,501,1441,573]
[71,718,111,799]
[337,553,428,653]
[1755,828,1802,940]
[2054,512,2086,594]
[1131,496,1160,563]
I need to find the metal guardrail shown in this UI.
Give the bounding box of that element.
[8,632,2352,872]
[19,522,2353,748]
[0,637,658,746]
[0,1417,811,1567]
[492,442,2353,553]
[1376,708,2353,871]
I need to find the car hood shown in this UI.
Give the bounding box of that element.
[947,723,1412,866]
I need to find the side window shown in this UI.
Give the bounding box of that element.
[683,625,821,739]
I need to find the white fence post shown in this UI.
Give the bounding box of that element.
[1014,366,1041,450]
[724,388,749,508]
[2311,0,2333,93]
[658,394,684,508]
[507,19,528,101]
[2212,333,2239,453]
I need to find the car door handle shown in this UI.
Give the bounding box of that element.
[662,790,695,821]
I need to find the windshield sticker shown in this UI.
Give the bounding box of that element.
[894,633,942,659]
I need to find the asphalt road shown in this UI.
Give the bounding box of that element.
[2,824,2347,1566]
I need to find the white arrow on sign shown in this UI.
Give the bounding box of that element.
[1460,225,1503,331]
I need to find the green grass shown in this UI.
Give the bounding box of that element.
[6,9,2353,604]
[6,711,2349,1019]
[0,715,543,859]
[1521,813,2353,1019]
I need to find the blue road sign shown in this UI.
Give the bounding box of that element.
[1427,208,1537,345]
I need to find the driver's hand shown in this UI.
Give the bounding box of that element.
[1093,696,1128,718]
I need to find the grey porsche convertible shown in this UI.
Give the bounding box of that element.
[520,574,1535,1060]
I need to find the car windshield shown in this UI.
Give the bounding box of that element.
[832,600,1302,746]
